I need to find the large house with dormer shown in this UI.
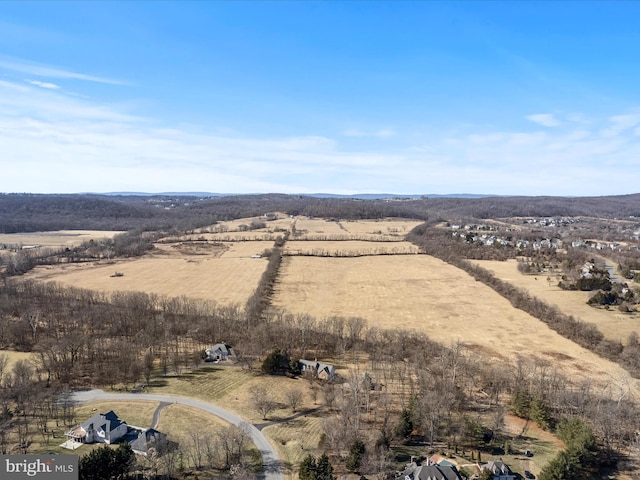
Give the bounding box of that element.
[65,410,128,445]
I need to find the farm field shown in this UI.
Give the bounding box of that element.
[284,240,419,256]
[189,232,282,242]
[473,259,640,345]
[24,242,270,304]
[199,213,291,233]
[0,230,123,249]
[338,218,424,236]
[293,217,346,236]
[272,255,640,397]
[289,216,423,240]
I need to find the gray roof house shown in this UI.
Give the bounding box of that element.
[130,428,170,456]
[299,359,335,381]
[397,462,463,480]
[205,343,235,362]
[65,410,128,445]
[480,461,516,480]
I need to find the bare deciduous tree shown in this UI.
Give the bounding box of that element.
[249,385,277,420]
[285,389,303,413]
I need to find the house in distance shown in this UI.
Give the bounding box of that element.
[204,343,236,362]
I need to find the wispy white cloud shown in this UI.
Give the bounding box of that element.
[525,113,560,127]
[0,78,639,196]
[342,128,396,138]
[0,55,124,85]
[601,114,640,138]
[27,79,61,90]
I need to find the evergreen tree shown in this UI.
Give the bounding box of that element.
[395,408,413,439]
[299,454,317,480]
[539,418,599,480]
[316,453,336,480]
[299,453,335,480]
[79,443,134,480]
[530,396,551,430]
[346,440,366,472]
[261,349,292,375]
[510,390,532,418]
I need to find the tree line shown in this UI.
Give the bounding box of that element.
[407,224,640,377]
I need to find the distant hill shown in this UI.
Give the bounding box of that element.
[1,192,639,234]
[103,192,496,200]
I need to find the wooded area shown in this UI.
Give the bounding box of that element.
[1,193,640,479]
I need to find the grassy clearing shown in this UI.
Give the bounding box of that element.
[262,415,325,476]
[0,230,123,249]
[0,349,34,370]
[497,414,563,478]
[284,240,419,256]
[473,259,640,344]
[25,249,268,305]
[74,400,159,430]
[150,366,318,424]
[293,217,346,237]
[338,218,424,237]
[148,366,256,404]
[192,232,282,242]
[273,255,640,398]
[155,403,230,436]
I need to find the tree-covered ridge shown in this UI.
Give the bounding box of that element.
[2,192,640,233]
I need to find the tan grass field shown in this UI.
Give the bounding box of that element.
[338,218,423,236]
[473,259,640,345]
[262,415,325,475]
[0,230,123,249]
[187,232,282,242]
[24,245,269,305]
[74,400,159,430]
[293,217,346,236]
[155,403,232,439]
[284,240,420,256]
[272,255,640,398]
[0,349,34,371]
[199,214,290,233]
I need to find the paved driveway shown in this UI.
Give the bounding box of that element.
[71,389,283,480]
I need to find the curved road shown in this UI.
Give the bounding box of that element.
[71,389,283,480]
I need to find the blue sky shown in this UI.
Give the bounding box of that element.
[1,1,639,195]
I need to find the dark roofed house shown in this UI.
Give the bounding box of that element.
[397,461,463,480]
[65,410,128,445]
[205,343,235,362]
[130,428,170,456]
